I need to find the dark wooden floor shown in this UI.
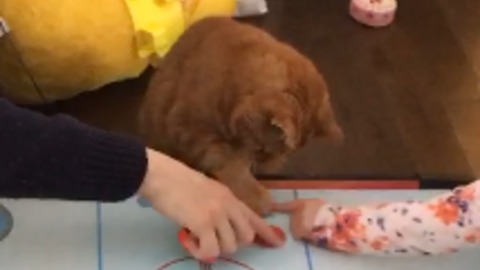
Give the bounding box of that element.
[34,0,480,182]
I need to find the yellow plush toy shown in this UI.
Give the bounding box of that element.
[0,0,236,104]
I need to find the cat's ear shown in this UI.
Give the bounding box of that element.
[270,116,298,149]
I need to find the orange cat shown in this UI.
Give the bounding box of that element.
[138,17,343,215]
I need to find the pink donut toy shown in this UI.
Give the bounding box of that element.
[350,0,397,27]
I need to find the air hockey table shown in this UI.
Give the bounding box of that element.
[0,179,479,270]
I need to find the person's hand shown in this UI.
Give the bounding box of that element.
[138,148,285,260]
[272,199,328,240]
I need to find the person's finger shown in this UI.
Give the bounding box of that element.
[181,232,201,257]
[290,209,306,239]
[215,216,238,254]
[243,205,284,247]
[271,200,303,213]
[228,207,255,246]
[190,229,220,261]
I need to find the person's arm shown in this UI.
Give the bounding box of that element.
[275,180,480,256]
[0,98,147,201]
[0,97,285,260]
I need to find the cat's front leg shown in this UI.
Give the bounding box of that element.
[197,147,270,215]
[212,159,272,216]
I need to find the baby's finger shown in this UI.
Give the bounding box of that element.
[271,200,303,213]
[290,210,308,239]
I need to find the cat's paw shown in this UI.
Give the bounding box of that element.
[238,182,273,216]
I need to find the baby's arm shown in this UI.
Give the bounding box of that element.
[299,180,480,255]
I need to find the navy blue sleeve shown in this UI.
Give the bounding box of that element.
[0,98,147,202]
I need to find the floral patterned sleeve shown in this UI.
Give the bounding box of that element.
[309,180,480,255]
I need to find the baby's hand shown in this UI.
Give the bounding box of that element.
[272,199,330,242]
